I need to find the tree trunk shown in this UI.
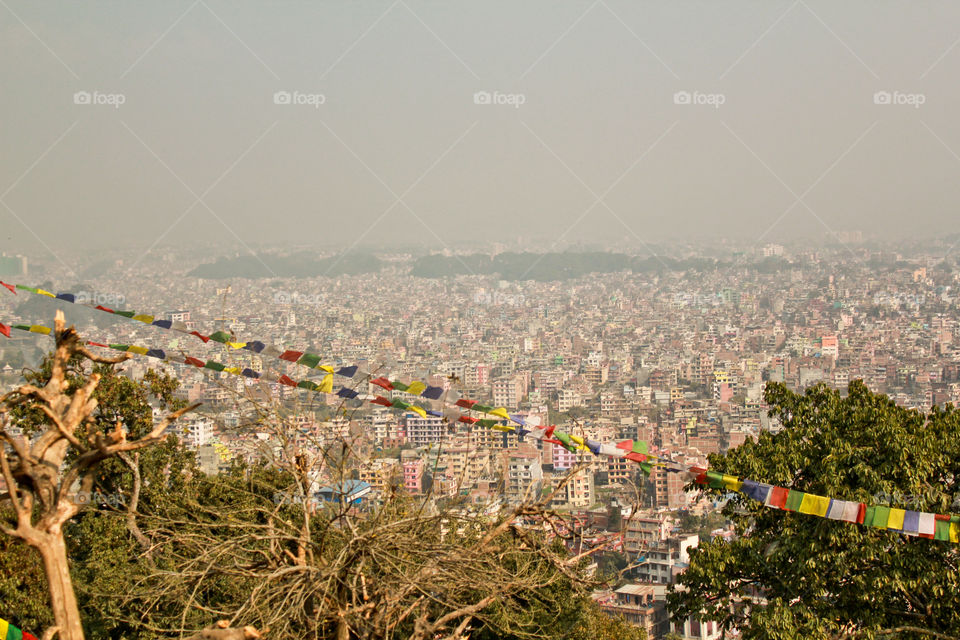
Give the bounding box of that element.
[37,534,85,640]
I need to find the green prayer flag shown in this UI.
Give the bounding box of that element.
[208,331,231,343]
[204,361,225,372]
[871,506,891,529]
[934,518,951,541]
[12,324,29,331]
[639,462,653,476]
[297,380,316,390]
[391,399,410,410]
[632,441,649,454]
[108,344,130,351]
[297,353,322,368]
[114,310,136,318]
[473,404,494,413]
[556,432,576,451]
[477,418,499,428]
[706,470,725,490]
[863,506,876,527]
[391,380,409,392]
[785,490,805,512]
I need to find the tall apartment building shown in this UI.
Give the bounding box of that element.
[506,449,542,504]
[403,414,445,447]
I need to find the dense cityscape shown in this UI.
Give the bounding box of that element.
[2,238,959,638]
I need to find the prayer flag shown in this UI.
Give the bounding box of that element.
[56,293,75,303]
[241,368,260,378]
[798,494,831,517]
[455,398,477,409]
[336,365,358,378]
[279,350,303,362]
[784,490,805,512]
[421,386,444,399]
[145,349,165,359]
[184,357,205,367]
[407,405,427,418]
[245,341,266,353]
[490,407,510,419]
[741,480,772,503]
[204,361,226,372]
[132,314,154,324]
[902,510,921,535]
[337,388,359,399]
[278,375,297,387]
[0,323,9,338]
[297,353,322,368]
[318,374,333,393]
[371,377,393,390]
[0,281,15,294]
[766,486,789,509]
[887,508,906,531]
[406,381,426,396]
[152,319,173,329]
[391,380,409,392]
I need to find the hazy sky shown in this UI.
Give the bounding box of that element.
[2,1,960,264]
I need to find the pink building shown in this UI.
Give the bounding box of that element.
[403,459,424,494]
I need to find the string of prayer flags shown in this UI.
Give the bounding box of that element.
[695,472,960,544]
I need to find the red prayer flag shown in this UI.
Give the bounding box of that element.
[189,331,210,343]
[458,416,478,424]
[455,398,477,409]
[95,304,114,313]
[86,341,109,348]
[767,487,789,509]
[695,472,708,485]
[0,323,9,338]
[855,502,867,524]
[544,426,556,438]
[184,357,205,367]
[371,396,393,407]
[624,452,648,463]
[279,350,303,362]
[278,375,297,387]
[0,281,16,294]
[371,377,393,390]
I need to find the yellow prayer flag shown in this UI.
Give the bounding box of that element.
[722,475,743,492]
[30,325,51,335]
[227,342,247,349]
[407,405,427,418]
[36,288,56,298]
[887,508,906,531]
[406,381,427,396]
[318,374,333,394]
[951,521,960,543]
[0,618,9,639]
[224,367,242,375]
[132,314,154,324]
[798,493,830,517]
[318,365,335,373]
[489,407,510,419]
[492,424,514,432]
[127,345,149,355]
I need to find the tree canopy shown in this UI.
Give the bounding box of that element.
[669,380,960,640]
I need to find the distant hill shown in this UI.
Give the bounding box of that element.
[188,252,383,279]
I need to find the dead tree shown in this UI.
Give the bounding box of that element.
[0,311,242,639]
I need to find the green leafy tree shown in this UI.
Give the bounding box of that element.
[669,381,960,639]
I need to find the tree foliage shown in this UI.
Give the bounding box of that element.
[669,381,960,640]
